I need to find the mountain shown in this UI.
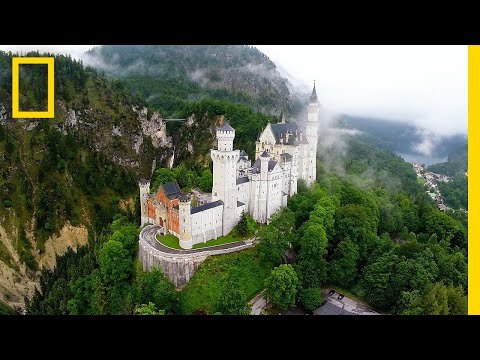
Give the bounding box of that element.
[338,115,467,165]
[0,51,153,310]
[85,45,303,116]
[427,143,467,177]
[0,50,280,311]
[428,144,468,210]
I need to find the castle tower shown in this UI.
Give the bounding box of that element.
[306,81,320,186]
[211,121,240,235]
[259,150,270,223]
[139,180,150,226]
[178,195,193,249]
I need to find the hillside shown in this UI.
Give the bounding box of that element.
[0,51,149,311]
[0,50,283,312]
[339,115,467,165]
[427,143,467,176]
[85,45,303,116]
[26,129,468,315]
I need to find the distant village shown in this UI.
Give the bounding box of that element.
[412,163,451,211]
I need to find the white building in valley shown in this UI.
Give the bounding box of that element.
[140,83,321,249]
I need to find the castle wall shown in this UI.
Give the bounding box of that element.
[191,205,223,246]
[139,226,255,287]
[266,165,283,221]
[237,180,250,212]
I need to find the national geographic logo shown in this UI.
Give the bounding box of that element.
[11,57,54,118]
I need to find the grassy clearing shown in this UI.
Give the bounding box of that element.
[192,230,245,249]
[181,247,272,314]
[157,229,252,250]
[156,233,182,249]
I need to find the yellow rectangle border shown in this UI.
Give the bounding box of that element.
[468,45,479,314]
[12,57,55,118]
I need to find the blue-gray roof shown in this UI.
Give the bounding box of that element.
[252,158,277,173]
[191,200,223,214]
[162,182,182,199]
[313,302,354,316]
[236,177,249,185]
[217,122,234,131]
[270,122,300,145]
[310,82,318,102]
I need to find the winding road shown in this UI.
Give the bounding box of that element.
[140,225,253,255]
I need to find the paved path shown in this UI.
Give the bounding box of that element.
[141,225,251,255]
[250,290,267,315]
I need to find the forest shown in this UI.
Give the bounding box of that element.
[26,135,467,315]
[0,49,468,315]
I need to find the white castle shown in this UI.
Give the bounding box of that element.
[140,84,320,249]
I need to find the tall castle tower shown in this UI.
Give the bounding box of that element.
[178,195,193,249]
[139,180,150,226]
[258,150,270,223]
[306,81,320,186]
[211,122,240,235]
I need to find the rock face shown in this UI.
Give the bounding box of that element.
[0,223,88,311]
[134,106,172,149]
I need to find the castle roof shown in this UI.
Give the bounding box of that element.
[161,182,182,199]
[217,122,234,132]
[260,150,270,158]
[191,200,223,214]
[310,81,318,103]
[239,156,248,161]
[237,201,245,207]
[240,150,248,157]
[268,160,277,171]
[252,158,278,173]
[236,177,249,185]
[269,122,303,145]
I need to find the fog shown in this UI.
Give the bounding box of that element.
[0,45,467,138]
[256,45,467,137]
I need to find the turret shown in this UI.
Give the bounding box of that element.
[216,122,235,151]
[139,180,150,226]
[307,80,320,123]
[306,81,320,186]
[211,120,240,235]
[260,150,270,181]
[178,195,192,249]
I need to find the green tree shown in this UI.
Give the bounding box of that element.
[198,169,213,192]
[151,167,176,192]
[136,268,181,314]
[296,224,328,288]
[109,224,139,257]
[236,211,255,236]
[214,283,250,315]
[99,240,132,287]
[424,210,466,248]
[400,283,467,315]
[299,287,323,312]
[264,264,299,311]
[258,208,296,265]
[328,238,359,288]
[135,302,165,315]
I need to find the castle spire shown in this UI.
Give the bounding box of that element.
[309,80,318,103]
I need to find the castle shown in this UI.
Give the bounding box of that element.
[139,84,320,249]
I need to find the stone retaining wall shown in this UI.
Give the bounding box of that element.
[139,228,255,287]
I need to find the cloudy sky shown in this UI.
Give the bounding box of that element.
[0,45,467,136]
